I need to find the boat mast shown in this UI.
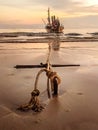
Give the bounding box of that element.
[48,8,50,24]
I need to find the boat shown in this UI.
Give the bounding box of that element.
[45,8,64,33]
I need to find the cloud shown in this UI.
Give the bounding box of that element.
[29,0,82,9]
[0,0,30,7]
[0,0,97,15]
[62,14,98,28]
[29,0,95,16]
[0,0,98,28]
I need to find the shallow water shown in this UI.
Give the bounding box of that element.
[0,41,98,65]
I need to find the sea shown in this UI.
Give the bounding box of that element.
[0,28,98,34]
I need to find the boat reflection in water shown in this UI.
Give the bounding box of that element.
[51,36,60,51]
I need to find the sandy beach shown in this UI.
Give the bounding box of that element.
[0,41,98,130]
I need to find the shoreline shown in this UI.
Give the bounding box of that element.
[1,37,98,43]
[0,32,98,43]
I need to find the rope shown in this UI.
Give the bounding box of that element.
[18,89,44,112]
[18,42,61,112]
[34,68,47,90]
[46,42,52,97]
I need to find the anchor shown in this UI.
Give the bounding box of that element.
[16,39,80,112]
[14,63,80,69]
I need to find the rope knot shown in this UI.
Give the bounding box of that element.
[46,70,61,85]
[46,71,56,78]
[31,89,40,97]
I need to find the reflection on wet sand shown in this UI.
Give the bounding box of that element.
[51,36,60,51]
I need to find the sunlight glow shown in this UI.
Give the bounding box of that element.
[0,0,98,28]
[0,6,45,24]
[86,0,98,5]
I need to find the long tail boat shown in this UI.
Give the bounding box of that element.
[45,8,64,33]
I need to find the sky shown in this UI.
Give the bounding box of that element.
[0,0,98,29]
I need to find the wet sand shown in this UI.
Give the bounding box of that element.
[0,42,98,130]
